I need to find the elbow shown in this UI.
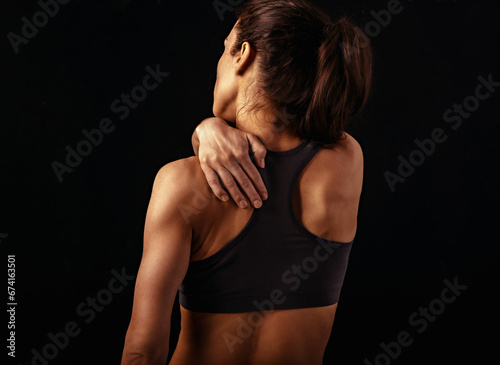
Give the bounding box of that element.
[121,351,146,365]
[121,336,169,365]
[121,349,169,365]
[121,352,166,365]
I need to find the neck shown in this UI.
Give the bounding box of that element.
[235,108,303,152]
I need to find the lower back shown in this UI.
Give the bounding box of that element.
[169,304,337,365]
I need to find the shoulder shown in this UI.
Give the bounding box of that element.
[154,156,203,190]
[312,133,363,198]
[317,133,363,171]
[148,156,212,226]
[296,134,363,242]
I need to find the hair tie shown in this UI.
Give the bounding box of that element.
[323,22,336,40]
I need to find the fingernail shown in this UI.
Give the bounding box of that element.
[261,158,265,168]
[221,194,228,201]
[253,200,262,208]
[239,200,248,208]
[262,192,268,200]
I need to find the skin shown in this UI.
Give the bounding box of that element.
[121,22,363,365]
[192,116,269,209]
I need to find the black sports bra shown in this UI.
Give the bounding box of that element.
[179,139,353,313]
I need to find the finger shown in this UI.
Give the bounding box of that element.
[247,134,267,168]
[216,167,250,209]
[200,165,229,202]
[225,158,264,208]
[238,156,268,202]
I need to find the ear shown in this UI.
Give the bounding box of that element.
[234,41,255,75]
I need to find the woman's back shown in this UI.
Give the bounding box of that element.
[169,134,363,364]
[121,1,372,363]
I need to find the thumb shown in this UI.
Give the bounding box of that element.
[247,133,267,168]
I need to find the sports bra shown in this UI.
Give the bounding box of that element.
[178,139,353,313]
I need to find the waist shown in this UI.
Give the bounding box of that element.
[170,304,337,365]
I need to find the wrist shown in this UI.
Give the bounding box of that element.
[193,117,226,156]
[200,116,227,130]
[198,117,229,139]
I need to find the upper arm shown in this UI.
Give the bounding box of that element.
[122,160,194,363]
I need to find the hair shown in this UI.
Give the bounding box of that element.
[231,0,373,146]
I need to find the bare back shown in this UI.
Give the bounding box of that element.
[169,135,363,365]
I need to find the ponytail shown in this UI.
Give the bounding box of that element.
[233,1,373,146]
[304,17,373,145]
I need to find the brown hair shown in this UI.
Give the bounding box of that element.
[231,0,373,145]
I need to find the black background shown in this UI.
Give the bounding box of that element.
[1,0,499,364]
